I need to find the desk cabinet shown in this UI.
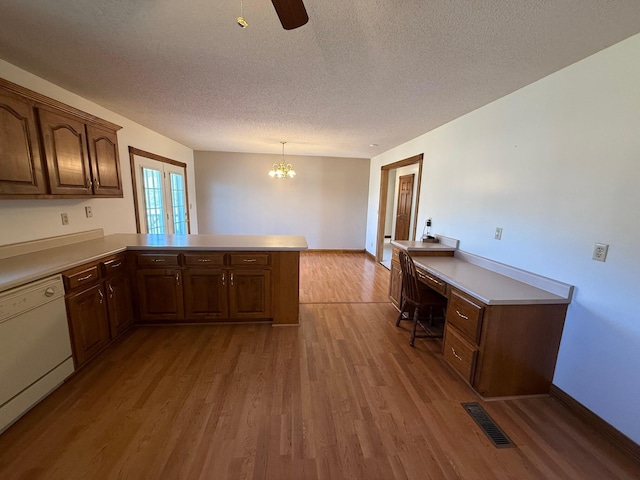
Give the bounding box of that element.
[388,245,454,308]
[443,286,568,398]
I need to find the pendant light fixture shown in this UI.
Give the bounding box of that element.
[269,141,296,179]
[237,0,248,28]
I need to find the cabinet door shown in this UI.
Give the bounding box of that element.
[66,284,111,367]
[38,108,92,195]
[136,269,184,322]
[0,90,47,195]
[389,260,402,308]
[229,270,271,319]
[106,275,134,338]
[86,124,123,197]
[183,268,228,320]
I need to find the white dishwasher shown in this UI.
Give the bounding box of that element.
[0,274,75,434]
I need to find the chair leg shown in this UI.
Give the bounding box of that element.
[409,307,419,347]
[396,297,406,326]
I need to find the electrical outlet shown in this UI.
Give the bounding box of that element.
[85,206,93,218]
[61,213,69,225]
[592,243,609,262]
[494,227,503,240]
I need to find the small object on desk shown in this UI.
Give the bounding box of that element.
[421,217,439,242]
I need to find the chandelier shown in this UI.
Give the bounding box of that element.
[268,141,296,179]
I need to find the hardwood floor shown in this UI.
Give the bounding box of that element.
[0,252,638,479]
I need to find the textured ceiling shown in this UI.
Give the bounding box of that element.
[1,1,640,158]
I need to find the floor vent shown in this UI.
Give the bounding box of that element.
[462,402,515,448]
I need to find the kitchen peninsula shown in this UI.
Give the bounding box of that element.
[0,230,307,433]
[0,230,308,326]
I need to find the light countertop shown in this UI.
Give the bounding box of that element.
[0,234,308,292]
[412,256,570,305]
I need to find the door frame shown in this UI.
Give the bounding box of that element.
[128,146,191,234]
[375,154,423,263]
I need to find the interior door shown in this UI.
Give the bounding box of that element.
[394,174,414,241]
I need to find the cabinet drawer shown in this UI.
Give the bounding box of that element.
[416,267,447,295]
[443,325,478,384]
[183,252,225,266]
[136,253,180,267]
[101,255,127,276]
[63,265,100,291]
[446,289,484,343]
[229,253,270,266]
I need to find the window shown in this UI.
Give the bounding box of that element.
[130,148,190,235]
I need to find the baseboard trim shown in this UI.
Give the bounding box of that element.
[304,249,366,254]
[365,250,376,261]
[549,384,640,464]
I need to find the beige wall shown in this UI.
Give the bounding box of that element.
[194,151,369,249]
[0,60,198,246]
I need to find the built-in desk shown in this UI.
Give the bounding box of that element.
[407,250,573,399]
[388,237,458,308]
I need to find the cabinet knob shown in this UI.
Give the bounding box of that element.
[44,287,55,297]
[94,178,100,188]
[98,289,104,304]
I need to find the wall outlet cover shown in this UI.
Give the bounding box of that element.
[592,243,609,262]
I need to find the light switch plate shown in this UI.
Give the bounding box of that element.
[494,227,503,240]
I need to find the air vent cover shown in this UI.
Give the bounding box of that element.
[462,402,515,448]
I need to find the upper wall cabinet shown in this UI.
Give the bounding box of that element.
[0,78,123,198]
[0,89,47,195]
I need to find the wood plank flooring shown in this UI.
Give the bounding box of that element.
[0,252,638,479]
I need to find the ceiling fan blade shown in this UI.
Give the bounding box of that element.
[271,0,309,30]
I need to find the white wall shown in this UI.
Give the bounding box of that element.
[366,33,640,443]
[194,151,369,249]
[0,60,197,246]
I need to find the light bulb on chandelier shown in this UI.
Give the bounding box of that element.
[269,141,296,179]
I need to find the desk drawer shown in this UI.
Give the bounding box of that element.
[136,253,180,267]
[391,246,401,263]
[416,267,447,295]
[443,325,477,384]
[183,252,225,266]
[446,289,483,343]
[229,253,270,267]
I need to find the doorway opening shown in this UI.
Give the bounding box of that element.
[129,147,191,234]
[376,154,423,268]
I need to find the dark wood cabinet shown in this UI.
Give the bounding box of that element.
[38,108,92,195]
[0,77,123,198]
[134,251,273,323]
[183,268,228,320]
[229,269,271,319]
[136,268,184,322]
[105,270,133,339]
[66,283,111,367]
[0,89,47,195]
[86,124,123,197]
[63,253,134,368]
